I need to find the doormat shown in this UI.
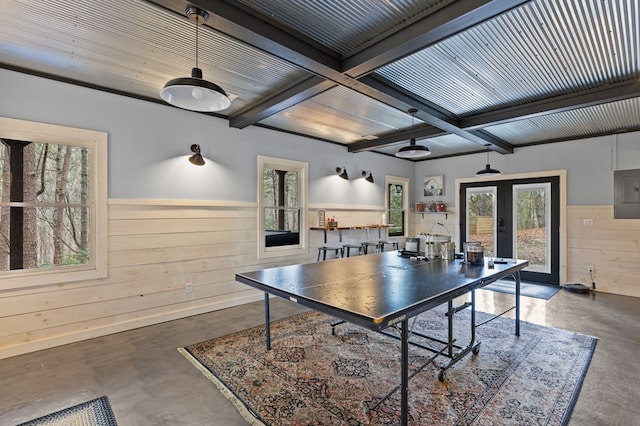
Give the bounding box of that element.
[16,396,117,426]
[481,280,560,300]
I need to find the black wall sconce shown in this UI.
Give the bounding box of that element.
[336,166,349,180]
[189,144,205,166]
[361,170,374,183]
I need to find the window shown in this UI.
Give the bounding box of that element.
[385,176,409,237]
[257,155,308,258]
[0,117,107,290]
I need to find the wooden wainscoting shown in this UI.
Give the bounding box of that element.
[0,200,314,359]
[567,205,640,298]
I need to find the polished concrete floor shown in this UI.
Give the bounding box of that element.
[1,288,639,425]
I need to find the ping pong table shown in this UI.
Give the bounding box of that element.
[236,251,529,425]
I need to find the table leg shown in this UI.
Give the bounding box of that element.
[447,300,454,358]
[264,292,271,350]
[400,319,408,426]
[470,289,476,343]
[515,271,521,336]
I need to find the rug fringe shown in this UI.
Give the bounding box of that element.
[177,347,265,426]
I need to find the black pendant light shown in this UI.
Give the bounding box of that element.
[160,7,231,112]
[395,109,431,159]
[476,151,501,176]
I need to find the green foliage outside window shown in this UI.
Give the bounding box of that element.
[388,184,404,236]
[0,140,91,272]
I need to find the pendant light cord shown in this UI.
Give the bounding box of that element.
[195,14,199,69]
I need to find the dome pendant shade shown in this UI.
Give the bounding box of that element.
[161,67,231,112]
[395,138,431,159]
[475,151,501,176]
[396,109,431,159]
[476,163,501,176]
[160,6,231,112]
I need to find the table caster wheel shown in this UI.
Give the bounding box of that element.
[472,346,480,355]
[438,370,446,382]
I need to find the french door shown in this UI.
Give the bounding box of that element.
[460,176,560,284]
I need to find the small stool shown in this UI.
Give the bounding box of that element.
[317,246,342,261]
[361,241,382,255]
[379,240,399,252]
[342,243,362,257]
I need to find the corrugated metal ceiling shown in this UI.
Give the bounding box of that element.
[0,0,638,160]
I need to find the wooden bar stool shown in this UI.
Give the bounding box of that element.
[342,243,362,257]
[317,246,343,261]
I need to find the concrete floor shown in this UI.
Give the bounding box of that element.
[1,288,639,425]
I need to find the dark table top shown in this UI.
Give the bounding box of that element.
[236,252,529,330]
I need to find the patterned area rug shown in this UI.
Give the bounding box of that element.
[181,307,596,425]
[481,280,561,300]
[16,396,117,426]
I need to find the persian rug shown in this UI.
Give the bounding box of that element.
[16,396,117,426]
[181,307,596,425]
[481,280,561,300]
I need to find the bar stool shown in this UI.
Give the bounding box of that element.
[342,243,362,257]
[379,240,399,252]
[361,241,382,255]
[317,246,342,261]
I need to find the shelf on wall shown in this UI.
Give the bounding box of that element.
[310,225,389,243]
[416,211,451,220]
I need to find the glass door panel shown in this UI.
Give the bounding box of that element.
[465,186,496,256]
[461,176,559,284]
[513,183,551,273]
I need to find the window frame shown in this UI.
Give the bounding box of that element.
[0,117,108,290]
[385,175,409,239]
[257,155,308,259]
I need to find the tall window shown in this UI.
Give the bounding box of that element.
[385,176,409,238]
[258,156,307,258]
[0,117,107,290]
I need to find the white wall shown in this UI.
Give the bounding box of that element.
[0,69,413,205]
[413,134,640,208]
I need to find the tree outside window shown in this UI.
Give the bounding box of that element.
[257,156,307,258]
[0,117,107,290]
[263,167,300,246]
[388,183,405,237]
[1,140,90,271]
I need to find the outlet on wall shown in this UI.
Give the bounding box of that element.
[185,283,193,294]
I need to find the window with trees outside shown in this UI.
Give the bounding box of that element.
[257,155,307,259]
[386,176,409,238]
[0,117,107,290]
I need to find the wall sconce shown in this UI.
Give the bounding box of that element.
[336,166,349,180]
[361,170,374,183]
[189,144,205,166]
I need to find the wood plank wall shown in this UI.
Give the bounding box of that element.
[567,205,640,297]
[0,201,387,359]
[1,202,637,359]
